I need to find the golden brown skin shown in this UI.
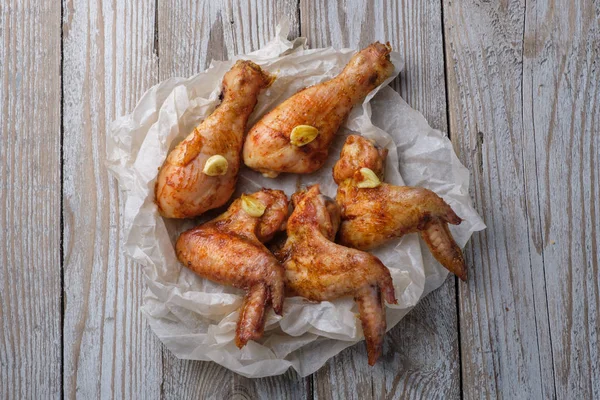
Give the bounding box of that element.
[156,61,274,218]
[243,42,395,177]
[175,189,288,348]
[333,135,467,280]
[278,185,397,365]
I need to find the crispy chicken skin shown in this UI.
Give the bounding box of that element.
[243,42,394,178]
[175,189,288,348]
[156,61,274,219]
[333,135,467,280]
[278,185,397,365]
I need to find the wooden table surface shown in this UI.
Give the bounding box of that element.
[1,0,598,398]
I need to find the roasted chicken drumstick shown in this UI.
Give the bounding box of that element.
[333,135,467,280]
[156,60,274,218]
[176,189,288,348]
[243,42,394,177]
[277,185,397,365]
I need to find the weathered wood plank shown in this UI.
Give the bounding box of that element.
[61,1,163,398]
[158,0,300,79]
[157,2,309,398]
[443,0,599,397]
[443,1,552,397]
[522,0,599,398]
[300,1,460,399]
[161,357,310,400]
[0,0,62,398]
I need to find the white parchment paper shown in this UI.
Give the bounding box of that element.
[106,22,485,378]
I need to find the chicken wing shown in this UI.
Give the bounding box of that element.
[156,60,274,218]
[278,185,397,365]
[243,42,394,178]
[333,135,467,280]
[176,189,288,348]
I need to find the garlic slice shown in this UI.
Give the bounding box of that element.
[203,155,228,176]
[356,168,381,188]
[290,125,319,147]
[241,194,266,217]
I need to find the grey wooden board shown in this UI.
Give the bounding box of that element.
[157,0,300,79]
[156,1,311,399]
[61,0,163,398]
[2,0,599,398]
[0,0,62,399]
[300,1,460,399]
[522,0,599,398]
[444,0,599,398]
[443,0,553,397]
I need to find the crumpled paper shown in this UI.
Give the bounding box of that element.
[106,21,485,378]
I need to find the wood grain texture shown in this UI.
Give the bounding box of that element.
[3,0,595,397]
[443,0,552,397]
[444,0,599,398]
[156,2,310,399]
[61,0,163,398]
[0,0,62,398]
[158,0,300,79]
[522,0,600,398]
[300,1,460,399]
[161,357,310,400]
